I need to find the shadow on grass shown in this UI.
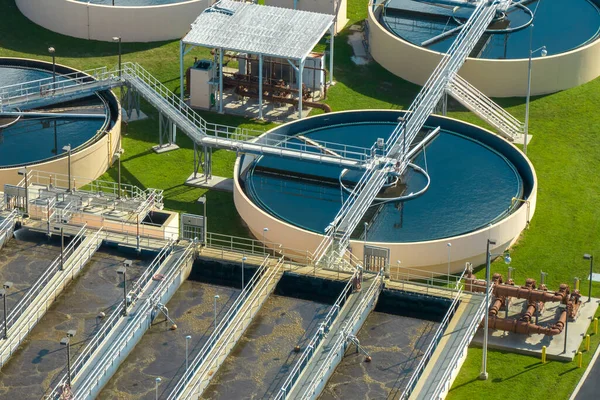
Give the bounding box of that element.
[0,0,167,57]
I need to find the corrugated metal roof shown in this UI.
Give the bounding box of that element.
[182,0,334,60]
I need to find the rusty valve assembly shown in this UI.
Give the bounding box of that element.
[466,271,581,336]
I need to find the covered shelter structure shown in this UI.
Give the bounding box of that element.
[180,0,335,119]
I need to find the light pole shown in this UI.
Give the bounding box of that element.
[62,145,72,192]
[185,335,192,371]
[48,47,56,89]
[155,377,161,400]
[117,260,132,316]
[17,168,28,214]
[524,24,547,155]
[60,329,77,387]
[112,36,122,77]
[1,282,13,339]
[241,256,247,290]
[584,254,594,302]
[447,242,452,285]
[479,240,511,380]
[214,295,219,331]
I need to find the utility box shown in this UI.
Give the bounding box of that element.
[189,59,214,110]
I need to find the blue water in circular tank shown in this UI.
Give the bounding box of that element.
[381,0,600,59]
[242,120,525,243]
[0,67,110,168]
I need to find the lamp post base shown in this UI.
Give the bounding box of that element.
[478,372,489,380]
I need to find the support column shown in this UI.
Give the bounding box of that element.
[259,54,264,120]
[329,24,335,86]
[180,41,185,101]
[219,48,224,114]
[298,59,304,119]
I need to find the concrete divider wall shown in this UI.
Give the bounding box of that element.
[233,110,538,275]
[15,0,210,42]
[367,5,600,97]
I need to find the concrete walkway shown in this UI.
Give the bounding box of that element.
[410,293,485,400]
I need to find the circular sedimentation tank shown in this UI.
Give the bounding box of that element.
[0,58,121,187]
[381,0,600,59]
[234,110,537,274]
[15,0,207,42]
[368,0,600,96]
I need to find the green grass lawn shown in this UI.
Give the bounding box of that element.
[2,0,600,398]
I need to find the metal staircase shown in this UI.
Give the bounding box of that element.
[0,63,369,170]
[446,74,524,141]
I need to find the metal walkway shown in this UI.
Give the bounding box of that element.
[0,209,18,251]
[168,257,284,400]
[54,242,195,400]
[0,226,103,368]
[0,66,120,112]
[409,292,487,400]
[0,63,369,170]
[314,0,512,267]
[446,74,524,140]
[276,271,384,400]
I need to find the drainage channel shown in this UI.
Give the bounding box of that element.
[98,280,242,399]
[320,289,451,400]
[202,294,329,400]
[0,229,68,315]
[0,247,152,398]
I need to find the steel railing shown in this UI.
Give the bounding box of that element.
[298,272,384,400]
[46,241,174,399]
[73,243,195,399]
[398,285,464,399]
[121,62,370,164]
[446,74,523,140]
[0,226,103,367]
[203,231,318,269]
[0,66,118,112]
[0,225,86,335]
[168,256,281,400]
[314,0,507,269]
[0,209,19,249]
[274,269,359,400]
[428,285,490,399]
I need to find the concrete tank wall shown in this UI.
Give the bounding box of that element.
[0,58,121,188]
[367,5,600,97]
[15,0,210,42]
[233,110,538,275]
